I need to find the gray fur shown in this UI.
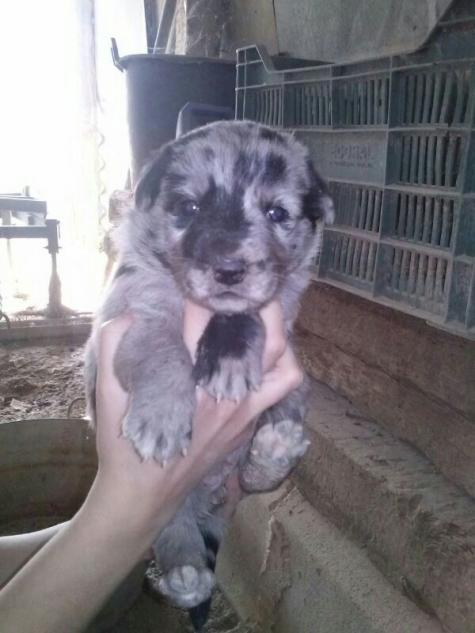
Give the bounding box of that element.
[84,120,333,613]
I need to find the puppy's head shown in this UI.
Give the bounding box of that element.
[133,121,333,312]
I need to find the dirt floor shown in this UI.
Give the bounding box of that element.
[0,339,87,421]
[0,336,250,633]
[113,586,253,633]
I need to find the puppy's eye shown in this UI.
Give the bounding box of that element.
[266,205,289,223]
[179,200,200,215]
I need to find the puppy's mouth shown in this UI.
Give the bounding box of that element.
[183,261,278,313]
[215,290,241,299]
[188,283,257,313]
[198,283,276,314]
[208,289,253,313]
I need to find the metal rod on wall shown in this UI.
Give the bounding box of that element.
[153,0,177,53]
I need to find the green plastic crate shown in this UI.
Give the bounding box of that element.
[235,3,475,338]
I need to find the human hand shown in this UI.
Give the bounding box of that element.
[183,300,301,518]
[0,301,302,633]
[94,300,303,536]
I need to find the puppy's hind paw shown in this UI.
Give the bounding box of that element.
[251,419,310,468]
[158,565,215,609]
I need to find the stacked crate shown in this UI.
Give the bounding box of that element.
[236,7,475,337]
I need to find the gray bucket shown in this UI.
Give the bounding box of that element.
[0,418,147,632]
[112,40,236,183]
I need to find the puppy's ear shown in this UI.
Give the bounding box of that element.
[134,144,173,212]
[302,159,335,228]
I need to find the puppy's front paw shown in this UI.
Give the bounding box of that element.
[199,353,262,402]
[158,565,215,608]
[193,313,264,402]
[122,389,194,463]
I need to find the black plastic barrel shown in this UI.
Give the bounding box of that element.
[112,40,236,184]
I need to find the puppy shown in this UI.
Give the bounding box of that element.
[84,120,333,629]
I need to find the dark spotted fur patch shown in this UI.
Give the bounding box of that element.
[192,313,261,383]
[259,126,287,144]
[203,146,215,161]
[113,263,136,280]
[151,249,171,269]
[261,152,287,185]
[181,178,250,264]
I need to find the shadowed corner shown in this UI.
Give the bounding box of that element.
[189,597,212,632]
[189,528,220,630]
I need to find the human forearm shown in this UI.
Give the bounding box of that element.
[0,475,164,633]
[0,306,301,633]
[0,522,68,590]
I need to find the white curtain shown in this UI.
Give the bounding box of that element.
[0,1,148,314]
[0,0,107,313]
[0,0,106,240]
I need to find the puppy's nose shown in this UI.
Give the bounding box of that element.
[214,258,246,286]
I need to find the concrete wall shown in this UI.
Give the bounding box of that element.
[218,484,445,633]
[151,0,452,62]
[295,281,475,497]
[153,0,278,58]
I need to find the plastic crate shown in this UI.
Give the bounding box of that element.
[235,5,475,337]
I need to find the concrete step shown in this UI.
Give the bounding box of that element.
[217,484,444,633]
[106,588,249,633]
[296,283,475,498]
[295,379,475,633]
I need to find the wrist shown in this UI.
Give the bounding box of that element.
[83,472,164,552]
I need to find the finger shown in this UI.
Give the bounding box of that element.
[220,472,244,520]
[194,386,242,427]
[260,300,287,372]
[183,300,213,360]
[96,314,133,426]
[244,346,304,415]
[97,314,134,377]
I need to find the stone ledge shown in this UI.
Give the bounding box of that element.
[298,283,475,420]
[217,485,443,633]
[295,282,475,499]
[296,379,475,633]
[295,326,475,498]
